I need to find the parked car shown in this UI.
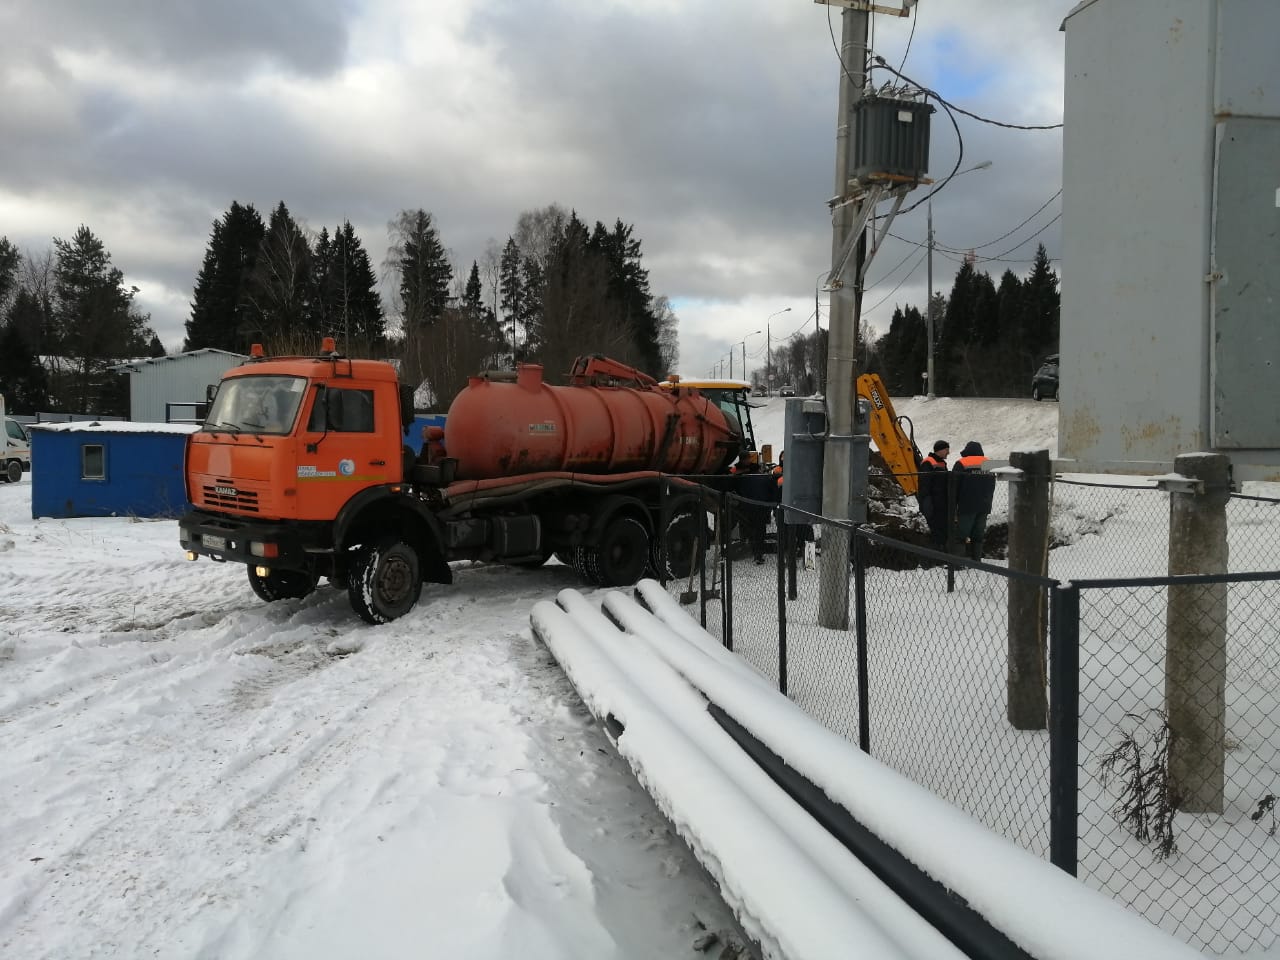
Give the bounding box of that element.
[1032,355,1059,401]
[779,384,797,398]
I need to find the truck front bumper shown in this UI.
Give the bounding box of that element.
[178,510,331,571]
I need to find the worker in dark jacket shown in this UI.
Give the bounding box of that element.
[734,453,773,564]
[952,441,996,560]
[916,440,950,548]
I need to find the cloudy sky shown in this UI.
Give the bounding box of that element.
[0,0,1065,380]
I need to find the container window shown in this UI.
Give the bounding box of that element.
[82,444,105,480]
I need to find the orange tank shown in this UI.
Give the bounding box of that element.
[445,360,742,480]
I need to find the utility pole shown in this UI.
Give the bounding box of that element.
[818,3,870,629]
[926,200,935,399]
[767,324,771,396]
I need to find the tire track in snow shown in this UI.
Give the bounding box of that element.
[0,570,555,959]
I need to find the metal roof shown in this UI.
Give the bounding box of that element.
[1061,0,1105,30]
[110,348,247,372]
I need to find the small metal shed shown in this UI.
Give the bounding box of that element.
[112,349,248,424]
[30,422,198,519]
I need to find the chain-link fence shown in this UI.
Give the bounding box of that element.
[653,475,1280,956]
[1073,574,1280,954]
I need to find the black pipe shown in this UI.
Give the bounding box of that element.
[707,703,1036,960]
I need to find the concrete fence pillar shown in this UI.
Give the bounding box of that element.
[1007,449,1051,730]
[1166,452,1229,815]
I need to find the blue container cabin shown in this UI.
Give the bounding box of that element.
[30,422,197,519]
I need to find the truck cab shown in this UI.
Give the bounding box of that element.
[187,355,409,521]
[658,376,758,456]
[1,394,32,484]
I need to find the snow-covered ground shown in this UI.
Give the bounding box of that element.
[749,391,1059,463]
[2,395,1275,959]
[0,475,744,960]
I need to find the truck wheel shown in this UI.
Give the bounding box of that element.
[593,516,650,587]
[1032,386,1042,402]
[651,504,705,580]
[3,460,19,484]
[348,536,422,624]
[573,546,602,586]
[247,566,317,602]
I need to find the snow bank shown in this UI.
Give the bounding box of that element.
[535,581,1202,960]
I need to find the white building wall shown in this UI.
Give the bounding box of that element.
[1060,0,1280,478]
[1060,0,1216,471]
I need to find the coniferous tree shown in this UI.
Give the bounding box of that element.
[49,226,156,413]
[6,288,51,358]
[937,260,977,394]
[518,254,544,361]
[312,220,384,352]
[387,208,452,334]
[0,237,18,315]
[247,202,313,352]
[462,261,505,368]
[497,237,524,365]
[1021,243,1060,361]
[185,201,265,353]
[589,218,661,377]
[0,321,51,412]
[990,269,1026,396]
[539,213,616,378]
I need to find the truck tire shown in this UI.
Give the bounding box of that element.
[592,515,650,588]
[572,546,602,586]
[348,536,422,624]
[1032,386,1042,402]
[651,503,705,581]
[3,460,19,484]
[247,566,317,602]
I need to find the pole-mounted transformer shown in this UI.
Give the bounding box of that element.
[851,96,935,185]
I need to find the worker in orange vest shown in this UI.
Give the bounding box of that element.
[952,441,996,560]
[917,440,950,548]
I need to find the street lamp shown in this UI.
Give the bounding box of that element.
[927,159,993,398]
[731,330,761,382]
[764,308,792,396]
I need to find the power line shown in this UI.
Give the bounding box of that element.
[870,56,1063,131]
[863,251,928,315]
[968,212,1061,262]
[932,189,1063,254]
[877,184,1062,271]
[896,4,918,74]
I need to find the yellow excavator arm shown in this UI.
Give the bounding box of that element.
[856,373,921,496]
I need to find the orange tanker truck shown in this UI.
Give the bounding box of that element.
[179,340,752,622]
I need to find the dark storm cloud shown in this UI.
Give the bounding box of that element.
[6,0,350,78]
[474,1,834,297]
[0,0,1068,367]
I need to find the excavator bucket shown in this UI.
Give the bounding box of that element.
[856,374,921,497]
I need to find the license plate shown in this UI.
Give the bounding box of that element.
[203,534,227,551]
